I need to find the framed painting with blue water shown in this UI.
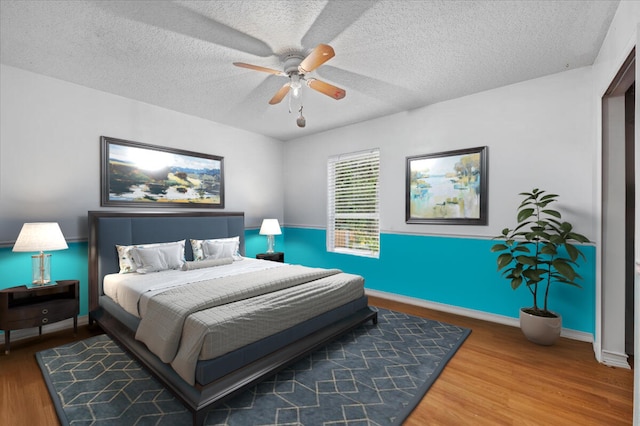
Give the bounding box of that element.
[406,146,487,225]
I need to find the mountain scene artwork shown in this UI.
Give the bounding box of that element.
[105,139,223,206]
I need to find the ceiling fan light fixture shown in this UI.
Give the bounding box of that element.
[290,73,302,98]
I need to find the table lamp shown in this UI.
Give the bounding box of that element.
[259,219,282,253]
[12,222,68,286]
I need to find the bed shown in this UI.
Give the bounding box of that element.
[88,211,377,425]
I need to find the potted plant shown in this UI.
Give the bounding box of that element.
[491,188,590,345]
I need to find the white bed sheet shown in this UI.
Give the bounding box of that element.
[103,257,283,318]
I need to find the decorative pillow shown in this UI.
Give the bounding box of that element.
[116,240,185,273]
[190,237,241,261]
[116,244,138,274]
[132,243,185,274]
[181,257,234,271]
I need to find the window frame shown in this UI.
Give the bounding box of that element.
[327,149,380,258]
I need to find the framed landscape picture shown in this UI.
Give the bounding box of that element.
[100,136,224,208]
[406,146,487,225]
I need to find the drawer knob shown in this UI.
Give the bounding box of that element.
[42,308,49,315]
[42,318,49,324]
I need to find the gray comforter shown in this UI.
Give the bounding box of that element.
[135,264,364,384]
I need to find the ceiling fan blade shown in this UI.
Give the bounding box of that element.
[269,83,291,105]
[306,78,346,100]
[233,62,284,76]
[298,44,335,74]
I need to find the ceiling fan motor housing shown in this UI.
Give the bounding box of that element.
[282,53,304,76]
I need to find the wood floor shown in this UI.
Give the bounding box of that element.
[0,296,634,425]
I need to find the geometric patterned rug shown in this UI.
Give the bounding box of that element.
[36,308,470,425]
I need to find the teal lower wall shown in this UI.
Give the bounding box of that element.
[0,228,595,334]
[280,227,596,334]
[0,242,89,315]
[0,231,282,318]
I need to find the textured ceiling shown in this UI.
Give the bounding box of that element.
[0,0,620,141]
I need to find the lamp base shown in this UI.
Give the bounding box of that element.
[27,281,57,289]
[32,253,51,285]
[266,235,275,253]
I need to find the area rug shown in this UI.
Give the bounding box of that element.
[36,308,470,425]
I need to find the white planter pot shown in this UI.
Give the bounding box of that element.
[519,308,562,346]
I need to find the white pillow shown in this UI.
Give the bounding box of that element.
[132,243,185,274]
[116,240,185,273]
[191,237,241,261]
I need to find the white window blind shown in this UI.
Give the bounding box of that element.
[327,149,380,258]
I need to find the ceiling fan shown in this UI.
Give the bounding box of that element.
[233,44,346,107]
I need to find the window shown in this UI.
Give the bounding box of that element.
[327,149,380,258]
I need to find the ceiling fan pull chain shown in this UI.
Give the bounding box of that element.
[296,106,306,128]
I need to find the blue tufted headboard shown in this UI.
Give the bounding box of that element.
[88,211,245,314]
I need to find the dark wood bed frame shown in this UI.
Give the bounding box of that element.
[87,211,377,425]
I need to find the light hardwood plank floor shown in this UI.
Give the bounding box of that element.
[369,296,634,426]
[0,296,634,425]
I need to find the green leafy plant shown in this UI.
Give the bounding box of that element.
[491,189,590,317]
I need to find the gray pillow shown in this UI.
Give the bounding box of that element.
[191,237,241,261]
[132,243,185,273]
[202,240,237,259]
[181,257,234,271]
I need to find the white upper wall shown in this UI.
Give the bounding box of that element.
[3,1,635,245]
[0,64,284,243]
[284,66,596,240]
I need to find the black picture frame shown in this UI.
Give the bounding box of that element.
[100,136,224,208]
[406,146,487,225]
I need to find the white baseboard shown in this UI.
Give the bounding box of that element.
[365,289,594,343]
[3,293,600,356]
[0,315,89,350]
[601,349,632,370]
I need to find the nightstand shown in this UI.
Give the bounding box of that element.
[0,280,79,354]
[256,252,285,263]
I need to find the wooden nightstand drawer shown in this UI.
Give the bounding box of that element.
[2,299,78,328]
[0,280,79,354]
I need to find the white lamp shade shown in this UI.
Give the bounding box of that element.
[12,222,69,252]
[259,219,282,236]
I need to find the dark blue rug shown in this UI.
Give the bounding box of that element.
[36,308,470,425]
